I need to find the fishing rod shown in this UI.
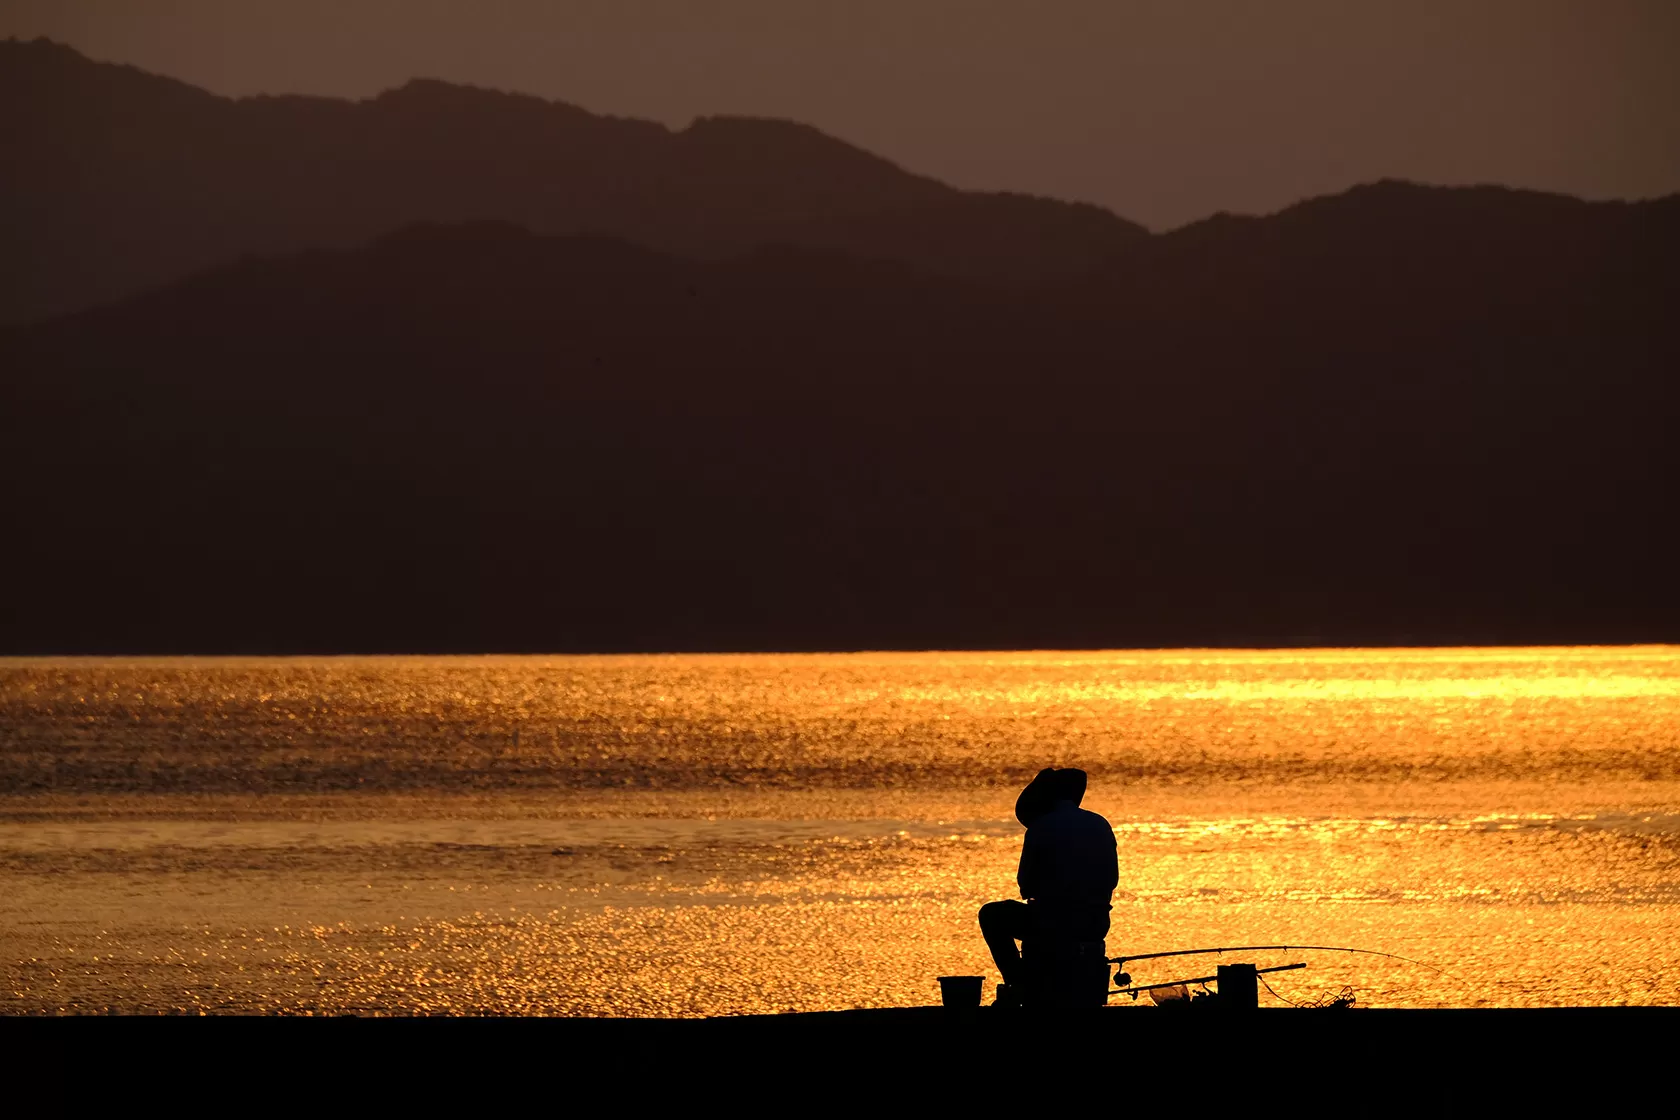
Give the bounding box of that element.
[1109,944,1445,978]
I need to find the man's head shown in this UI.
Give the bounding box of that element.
[1052,767,1088,805]
[1014,766,1089,827]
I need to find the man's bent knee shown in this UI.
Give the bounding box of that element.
[978,898,1028,934]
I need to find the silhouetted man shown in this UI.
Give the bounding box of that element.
[979,767,1118,1005]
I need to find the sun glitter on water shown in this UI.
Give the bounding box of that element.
[2,647,1677,1014]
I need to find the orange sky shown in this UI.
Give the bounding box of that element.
[5,0,1677,229]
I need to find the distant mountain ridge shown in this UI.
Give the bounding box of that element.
[3,183,1674,652]
[0,37,1146,324]
[4,37,1676,652]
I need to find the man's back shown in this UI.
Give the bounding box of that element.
[1018,801,1118,912]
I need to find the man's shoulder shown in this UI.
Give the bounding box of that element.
[1072,806,1115,832]
[1039,804,1114,831]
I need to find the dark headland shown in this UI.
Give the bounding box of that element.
[3,39,1676,654]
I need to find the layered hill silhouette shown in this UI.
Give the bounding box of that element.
[4,180,1675,652]
[1,37,1143,325]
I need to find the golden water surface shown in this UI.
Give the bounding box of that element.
[2,647,1677,1014]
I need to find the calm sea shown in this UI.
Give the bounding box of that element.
[2,648,1677,1015]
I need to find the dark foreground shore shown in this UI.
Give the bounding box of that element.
[9,1005,1673,1103]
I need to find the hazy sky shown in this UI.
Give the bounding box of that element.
[6,0,1677,229]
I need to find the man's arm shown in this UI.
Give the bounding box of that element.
[1017,827,1043,900]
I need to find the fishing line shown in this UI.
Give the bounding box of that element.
[1111,943,1447,975]
[1255,971,1357,1009]
[1257,971,1299,1007]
